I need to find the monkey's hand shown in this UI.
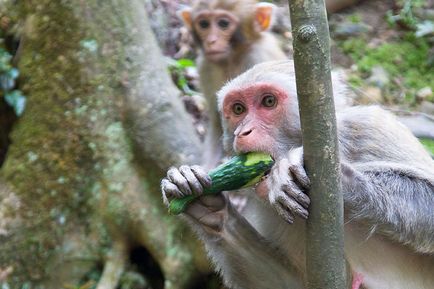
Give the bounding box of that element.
[257,147,311,223]
[161,165,228,234]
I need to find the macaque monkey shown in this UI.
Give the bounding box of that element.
[162,60,434,289]
[178,0,287,168]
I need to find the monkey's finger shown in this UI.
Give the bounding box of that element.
[288,164,310,190]
[197,213,224,233]
[180,165,204,195]
[274,201,295,224]
[167,167,193,196]
[185,196,225,218]
[282,183,310,209]
[191,165,212,188]
[185,202,211,219]
[288,148,310,189]
[277,193,309,220]
[199,195,226,210]
[161,178,184,199]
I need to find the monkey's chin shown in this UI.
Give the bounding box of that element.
[205,51,230,63]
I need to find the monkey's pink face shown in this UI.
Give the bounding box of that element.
[222,83,289,158]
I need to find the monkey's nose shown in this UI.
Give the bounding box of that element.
[207,35,218,44]
[240,129,253,136]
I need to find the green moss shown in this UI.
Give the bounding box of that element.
[347,74,364,87]
[340,38,367,60]
[348,14,362,24]
[420,138,434,155]
[339,34,433,103]
[0,1,139,284]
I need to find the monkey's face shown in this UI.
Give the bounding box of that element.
[222,82,291,159]
[193,10,239,63]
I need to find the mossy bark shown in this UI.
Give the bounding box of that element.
[0,1,206,288]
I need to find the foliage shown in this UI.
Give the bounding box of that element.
[420,138,434,155]
[0,48,26,116]
[336,0,434,104]
[340,34,433,103]
[342,35,433,101]
[385,0,434,39]
[348,13,362,24]
[386,0,422,28]
[167,57,197,95]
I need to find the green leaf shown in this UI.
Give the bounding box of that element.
[5,90,26,116]
[176,58,195,68]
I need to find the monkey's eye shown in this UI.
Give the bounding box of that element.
[217,18,230,29]
[261,94,277,108]
[198,19,210,29]
[232,103,246,115]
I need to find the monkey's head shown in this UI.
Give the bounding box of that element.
[179,1,275,63]
[217,60,303,159]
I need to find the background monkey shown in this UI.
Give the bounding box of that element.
[179,0,287,168]
[162,60,434,289]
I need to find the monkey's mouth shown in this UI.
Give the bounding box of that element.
[205,50,228,60]
[206,50,226,55]
[263,168,271,177]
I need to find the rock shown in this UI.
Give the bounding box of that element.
[367,66,389,88]
[357,86,383,104]
[398,113,434,139]
[419,101,434,115]
[416,87,433,101]
[333,22,373,39]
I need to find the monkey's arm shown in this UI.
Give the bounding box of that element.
[342,162,434,254]
[162,166,301,289]
[337,106,434,254]
[185,198,302,289]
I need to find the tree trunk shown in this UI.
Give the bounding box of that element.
[0,1,207,288]
[288,0,346,288]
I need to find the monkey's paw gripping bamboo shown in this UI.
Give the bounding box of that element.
[168,152,274,215]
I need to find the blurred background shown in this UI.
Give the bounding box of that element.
[0,0,433,289]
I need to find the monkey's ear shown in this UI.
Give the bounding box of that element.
[177,6,193,29]
[255,3,276,31]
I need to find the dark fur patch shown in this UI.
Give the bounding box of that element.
[192,29,203,48]
[230,27,245,48]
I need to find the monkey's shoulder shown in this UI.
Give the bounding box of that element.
[338,105,401,130]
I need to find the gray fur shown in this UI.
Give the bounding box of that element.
[162,60,434,289]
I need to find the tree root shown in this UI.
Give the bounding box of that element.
[96,238,128,289]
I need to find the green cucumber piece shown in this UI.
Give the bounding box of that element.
[168,152,274,215]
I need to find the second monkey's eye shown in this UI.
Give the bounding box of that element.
[198,19,210,29]
[232,103,246,115]
[261,94,277,108]
[217,18,230,29]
